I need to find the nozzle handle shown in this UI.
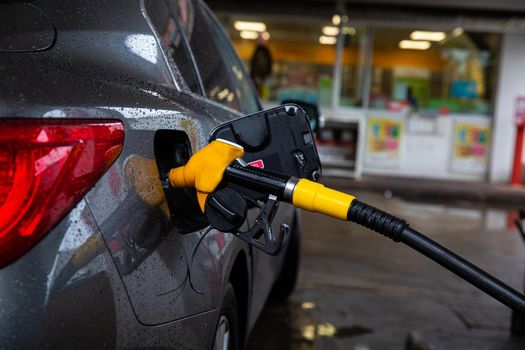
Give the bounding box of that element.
[224,160,291,200]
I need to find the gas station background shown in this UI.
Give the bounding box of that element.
[210,1,525,185]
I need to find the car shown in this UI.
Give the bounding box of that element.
[0,0,300,348]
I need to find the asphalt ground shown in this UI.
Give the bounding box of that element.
[247,188,525,350]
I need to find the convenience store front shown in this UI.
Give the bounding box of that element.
[219,13,525,183]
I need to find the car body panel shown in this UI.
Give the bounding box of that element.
[0,0,291,347]
[0,199,118,349]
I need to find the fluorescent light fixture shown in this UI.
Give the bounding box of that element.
[452,27,464,37]
[240,31,259,40]
[234,21,266,32]
[262,31,270,40]
[332,15,341,25]
[322,26,339,36]
[410,31,446,42]
[319,35,337,45]
[399,40,431,50]
[342,26,356,35]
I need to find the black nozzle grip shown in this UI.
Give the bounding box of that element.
[224,161,291,200]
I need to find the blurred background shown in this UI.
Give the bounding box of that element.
[208,1,525,349]
[209,0,525,185]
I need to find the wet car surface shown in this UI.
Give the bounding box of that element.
[248,189,525,350]
[0,0,298,348]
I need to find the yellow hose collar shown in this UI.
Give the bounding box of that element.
[292,179,355,220]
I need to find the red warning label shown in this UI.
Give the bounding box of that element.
[248,159,265,168]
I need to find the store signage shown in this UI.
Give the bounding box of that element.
[451,123,490,174]
[451,80,478,99]
[365,118,402,167]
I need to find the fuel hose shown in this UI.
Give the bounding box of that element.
[169,140,525,313]
[223,160,525,314]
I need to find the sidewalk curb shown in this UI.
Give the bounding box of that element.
[323,176,525,208]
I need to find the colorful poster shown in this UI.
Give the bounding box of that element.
[365,118,402,167]
[451,123,490,174]
[451,80,478,99]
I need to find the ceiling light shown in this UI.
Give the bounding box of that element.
[319,35,337,45]
[342,26,356,35]
[452,27,464,37]
[341,15,349,23]
[322,26,339,36]
[332,15,341,25]
[399,40,431,50]
[234,21,266,32]
[410,31,446,42]
[240,31,259,40]
[262,31,270,40]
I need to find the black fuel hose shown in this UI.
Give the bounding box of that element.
[349,200,525,313]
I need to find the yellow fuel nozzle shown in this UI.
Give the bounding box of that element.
[168,139,244,212]
[168,140,356,221]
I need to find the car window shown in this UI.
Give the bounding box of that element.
[204,5,261,114]
[144,0,203,94]
[171,0,260,114]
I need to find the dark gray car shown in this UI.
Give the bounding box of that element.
[0,0,300,348]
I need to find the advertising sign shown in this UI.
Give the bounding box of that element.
[451,123,490,174]
[451,80,478,99]
[365,118,402,167]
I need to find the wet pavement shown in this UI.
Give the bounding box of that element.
[247,190,525,350]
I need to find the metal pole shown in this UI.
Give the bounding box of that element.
[360,26,374,109]
[511,124,524,186]
[331,24,344,114]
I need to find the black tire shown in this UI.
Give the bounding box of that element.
[213,283,240,350]
[270,209,301,301]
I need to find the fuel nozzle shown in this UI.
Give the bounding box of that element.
[168,140,290,255]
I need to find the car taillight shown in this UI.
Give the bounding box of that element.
[0,119,125,268]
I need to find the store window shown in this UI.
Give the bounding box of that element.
[368,27,500,115]
[340,25,369,107]
[219,16,363,107]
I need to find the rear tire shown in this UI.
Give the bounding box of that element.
[270,209,301,301]
[213,283,240,350]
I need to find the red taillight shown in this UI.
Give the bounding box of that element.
[0,119,125,267]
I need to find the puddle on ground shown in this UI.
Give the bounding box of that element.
[247,300,374,350]
[301,322,373,341]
